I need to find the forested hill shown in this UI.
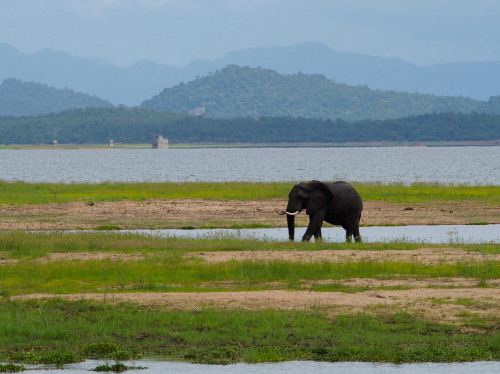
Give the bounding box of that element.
[0,78,113,116]
[1,107,498,144]
[141,65,500,121]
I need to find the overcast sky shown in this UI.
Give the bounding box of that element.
[1,0,499,67]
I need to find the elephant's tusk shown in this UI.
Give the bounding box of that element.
[276,210,300,216]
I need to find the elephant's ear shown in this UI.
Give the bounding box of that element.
[305,181,333,215]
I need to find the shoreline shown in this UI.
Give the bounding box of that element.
[1,140,500,149]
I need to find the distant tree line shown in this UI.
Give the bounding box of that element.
[0,107,498,144]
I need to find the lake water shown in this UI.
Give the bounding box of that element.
[123,224,500,244]
[19,359,500,374]
[1,146,499,184]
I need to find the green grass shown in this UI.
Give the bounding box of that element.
[2,258,497,295]
[0,232,498,364]
[0,181,498,205]
[355,182,499,204]
[0,300,497,364]
[0,231,429,260]
[1,232,498,295]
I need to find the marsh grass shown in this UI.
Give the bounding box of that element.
[0,300,497,364]
[0,232,498,364]
[0,231,426,260]
[1,232,498,295]
[0,181,498,205]
[13,260,497,294]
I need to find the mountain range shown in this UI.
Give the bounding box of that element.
[3,65,500,121]
[0,78,112,117]
[141,65,500,121]
[2,41,500,106]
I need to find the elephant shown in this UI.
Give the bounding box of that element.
[278,180,363,242]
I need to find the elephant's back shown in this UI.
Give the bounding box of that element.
[328,181,363,211]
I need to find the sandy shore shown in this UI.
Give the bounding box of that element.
[0,198,498,230]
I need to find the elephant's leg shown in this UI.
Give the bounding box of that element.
[343,224,354,242]
[345,232,353,242]
[302,213,325,241]
[314,228,322,242]
[354,225,362,242]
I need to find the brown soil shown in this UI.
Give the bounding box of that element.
[0,198,498,230]
[188,248,500,265]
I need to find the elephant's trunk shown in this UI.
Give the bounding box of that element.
[287,213,295,241]
[277,207,300,241]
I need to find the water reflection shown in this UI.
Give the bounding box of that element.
[20,359,500,374]
[123,225,500,244]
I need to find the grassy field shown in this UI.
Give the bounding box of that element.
[1,300,497,366]
[0,181,498,205]
[0,231,498,366]
[1,232,498,295]
[0,182,498,367]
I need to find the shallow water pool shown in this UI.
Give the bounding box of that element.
[122,224,500,244]
[19,359,500,374]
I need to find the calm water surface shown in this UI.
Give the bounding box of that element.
[123,225,500,244]
[21,360,500,374]
[1,147,498,184]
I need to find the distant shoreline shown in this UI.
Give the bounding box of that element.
[1,140,499,150]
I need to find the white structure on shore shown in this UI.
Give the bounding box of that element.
[152,135,169,149]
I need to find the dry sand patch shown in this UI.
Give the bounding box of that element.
[40,252,145,262]
[0,199,498,230]
[5,247,496,265]
[189,248,500,265]
[12,289,498,310]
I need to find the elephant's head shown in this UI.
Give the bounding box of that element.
[278,181,333,241]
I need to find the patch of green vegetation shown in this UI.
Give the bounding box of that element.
[0,181,497,205]
[95,225,122,231]
[0,231,432,260]
[93,362,146,372]
[0,231,498,364]
[355,182,499,204]
[432,298,477,306]
[80,342,138,361]
[0,364,25,373]
[1,249,497,295]
[0,232,497,295]
[306,283,369,293]
[0,300,497,364]
[9,351,79,366]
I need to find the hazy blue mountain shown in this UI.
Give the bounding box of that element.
[141,65,495,121]
[2,41,500,106]
[0,78,113,116]
[0,42,181,106]
[205,42,500,100]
